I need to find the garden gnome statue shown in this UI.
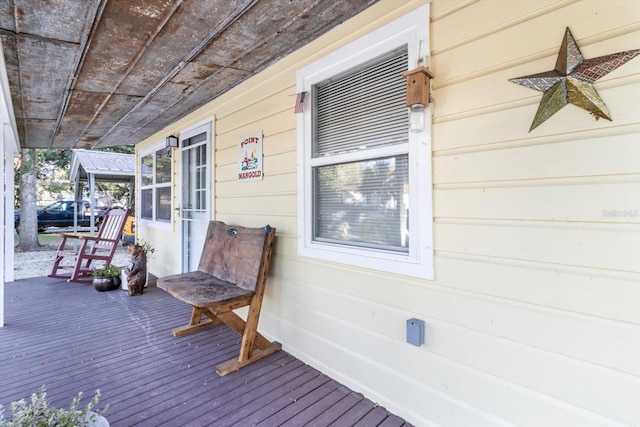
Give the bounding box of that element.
[126,244,147,296]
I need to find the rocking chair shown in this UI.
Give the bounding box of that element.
[48,208,129,283]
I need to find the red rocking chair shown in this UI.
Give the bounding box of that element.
[48,209,129,283]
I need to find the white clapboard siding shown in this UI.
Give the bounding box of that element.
[435,219,639,272]
[217,172,296,198]
[431,57,640,125]
[435,179,640,224]
[434,253,640,324]
[274,252,639,374]
[431,1,640,80]
[270,279,636,426]
[433,130,640,183]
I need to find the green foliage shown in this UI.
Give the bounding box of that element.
[101,146,134,155]
[0,385,107,427]
[92,182,130,206]
[91,264,120,277]
[91,269,105,277]
[38,150,71,176]
[136,239,155,258]
[15,147,135,208]
[14,149,70,206]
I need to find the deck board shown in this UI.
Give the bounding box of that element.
[278,386,352,426]
[0,277,413,426]
[251,375,337,426]
[210,368,325,426]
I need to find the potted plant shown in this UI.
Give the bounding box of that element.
[0,385,109,426]
[92,265,120,292]
[106,264,122,289]
[137,239,155,259]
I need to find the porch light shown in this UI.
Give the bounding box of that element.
[403,66,433,133]
[165,135,179,149]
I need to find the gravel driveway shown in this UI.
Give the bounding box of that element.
[13,245,131,280]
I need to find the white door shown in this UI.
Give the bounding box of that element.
[180,122,212,272]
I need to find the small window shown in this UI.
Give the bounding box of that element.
[297,5,433,279]
[140,144,172,223]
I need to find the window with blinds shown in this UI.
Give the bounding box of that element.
[296,3,433,279]
[311,47,409,252]
[313,48,409,157]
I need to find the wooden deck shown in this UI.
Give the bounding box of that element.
[0,277,412,426]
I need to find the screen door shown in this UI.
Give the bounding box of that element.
[180,123,211,272]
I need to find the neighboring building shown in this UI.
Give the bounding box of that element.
[11,1,637,425]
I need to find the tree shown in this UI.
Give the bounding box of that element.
[15,146,135,251]
[14,149,72,207]
[16,148,40,251]
[38,149,72,200]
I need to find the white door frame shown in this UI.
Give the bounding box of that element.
[179,119,213,272]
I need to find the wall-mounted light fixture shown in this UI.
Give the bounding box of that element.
[403,66,433,133]
[165,135,179,149]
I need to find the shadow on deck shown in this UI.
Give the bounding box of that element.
[0,277,411,426]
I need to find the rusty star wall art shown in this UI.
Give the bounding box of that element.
[510,27,639,131]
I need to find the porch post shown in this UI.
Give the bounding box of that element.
[0,39,20,327]
[0,124,17,327]
[89,172,96,235]
[0,126,5,327]
[4,141,14,283]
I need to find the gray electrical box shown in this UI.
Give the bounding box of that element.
[406,318,425,346]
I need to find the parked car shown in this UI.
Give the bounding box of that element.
[121,215,135,245]
[14,200,107,232]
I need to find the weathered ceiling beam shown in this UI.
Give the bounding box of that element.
[0,0,380,150]
[93,0,258,149]
[74,0,185,149]
[51,0,105,149]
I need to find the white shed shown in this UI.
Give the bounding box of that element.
[69,149,135,230]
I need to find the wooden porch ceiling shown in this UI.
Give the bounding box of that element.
[0,278,412,426]
[0,0,379,150]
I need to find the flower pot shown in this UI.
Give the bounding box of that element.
[79,412,110,427]
[93,414,109,427]
[121,269,128,290]
[93,276,117,292]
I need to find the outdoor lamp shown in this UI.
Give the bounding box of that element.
[165,135,179,149]
[403,66,433,133]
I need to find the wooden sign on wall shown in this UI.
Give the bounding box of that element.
[238,131,263,182]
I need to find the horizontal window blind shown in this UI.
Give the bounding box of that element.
[314,155,409,252]
[313,47,408,157]
[311,45,410,252]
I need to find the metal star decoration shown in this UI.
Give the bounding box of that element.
[510,27,640,131]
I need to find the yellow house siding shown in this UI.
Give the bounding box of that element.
[428,0,639,425]
[135,0,640,425]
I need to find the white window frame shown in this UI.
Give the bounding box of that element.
[139,140,173,230]
[296,5,433,280]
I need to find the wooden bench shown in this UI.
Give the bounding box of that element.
[157,221,280,376]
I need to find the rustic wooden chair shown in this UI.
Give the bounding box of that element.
[48,208,129,283]
[157,221,280,376]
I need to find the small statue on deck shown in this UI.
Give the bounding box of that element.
[125,244,147,296]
